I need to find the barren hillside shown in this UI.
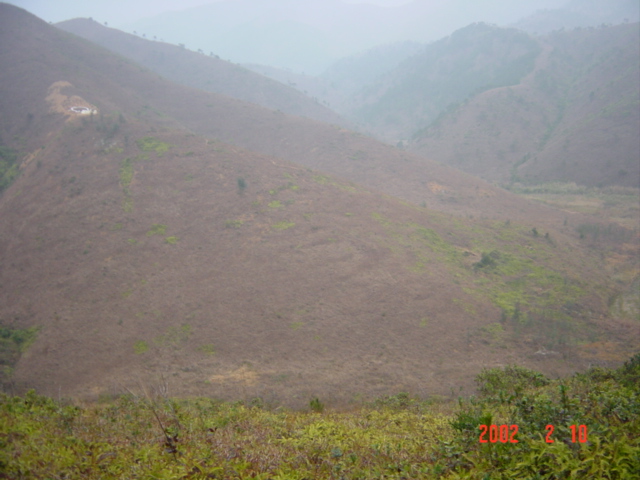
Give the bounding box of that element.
[1,3,637,406]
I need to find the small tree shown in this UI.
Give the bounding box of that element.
[237,177,246,194]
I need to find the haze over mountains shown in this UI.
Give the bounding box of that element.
[410,22,640,187]
[117,0,573,75]
[0,2,638,406]
[58,3,639,190]
[56,18,348,127]
[111,0,638,75]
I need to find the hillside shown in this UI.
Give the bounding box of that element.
[341,23,543,144]
[0,3,638,406]
[410,22,640,188]
[7,18,594,227]
[243,40,424,115]
[55,18,347,127]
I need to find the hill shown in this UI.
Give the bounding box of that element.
[55,18,347,127]
[0,3,637,406]
[410,22,640,188]
[511,0,640,34]
[242,40,424,115]
[344,23,542,144]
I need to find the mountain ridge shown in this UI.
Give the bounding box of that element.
[56,17,348,128]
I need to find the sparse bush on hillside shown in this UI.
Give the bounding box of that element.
[309,397,324,413]
[237,177,246,193]
[0,324,39,383]
[577,222,636,243]
[473,250,500,271]
[0,144,20,193]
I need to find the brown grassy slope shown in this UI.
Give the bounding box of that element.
[0,4,637,405]
[0,6,594,231]
[55,18,348,128]
[411,23,640,188]
[3,113,636,406]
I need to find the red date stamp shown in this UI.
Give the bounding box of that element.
[479,424,588,443]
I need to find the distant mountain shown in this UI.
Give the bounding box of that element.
[512,0,640,34]
[117,0,567,74]
[3,3,637,404]
[243,41,424,114]
[343,23,542,144]
[410,22,640,188]
[56,18,347,127]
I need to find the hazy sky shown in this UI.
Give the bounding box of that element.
[5,0,415,25]
[6,0,572,74]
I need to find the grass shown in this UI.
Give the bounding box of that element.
[507,182,640,230]
[225,220,244,228]
[136,137,172,156]
[196,344,216,356]
[1,354,637,478]
[133,340,149,354]
[153,324,192,348]
[370,210,596,348]
[118,158,134,188]
[272,221,295,231]
[147,224,167,236]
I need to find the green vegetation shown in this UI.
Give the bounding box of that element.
[371,211,592,348]
[0,325,38,382]
[196,344,216,356]
[136,137,172,156]
[133,340,149,354]
[1,355,637,478]
[507,182,640,230]
[0,144,20,193]
[225,219,244,228]
[164,236,178,245]
[268,200,282,209]
[147,224,167,236]
[272,221,295,231]
[450,356,640,478]
[268,182,299,195]
[118,154,147,212]
[118,158,134,188]
[237,177,246,193]
[153,324,191,348]
[473,251,499,271]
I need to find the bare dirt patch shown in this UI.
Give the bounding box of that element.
[46,80,98,117]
